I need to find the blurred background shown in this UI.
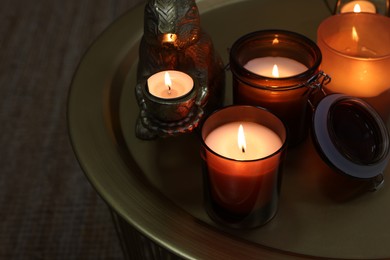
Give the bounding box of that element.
[0,0,144,259]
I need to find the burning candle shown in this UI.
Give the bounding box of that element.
[162,33,177,44]
[205,122,283,161]
[143,70,197,122]
[244,57,308,78]
[317,13,390,98]
[230,30,323,146]
[340,1,376,13]
[201,105,287,228]
[147,70,193,99]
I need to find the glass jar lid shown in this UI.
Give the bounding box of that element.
[312,94,390,179]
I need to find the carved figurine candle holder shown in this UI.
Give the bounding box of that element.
[135,0,226,140]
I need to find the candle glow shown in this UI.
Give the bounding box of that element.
[163,33,177,43]
[317,13,390,97]
[205,122,282,161]
[144,70,196,123]
[340,1,376,13]
[354,3,361,12]
[200,106,287,226]
[272,64,280,78]
[231,30,323,145]
[165,71,172,94]
[237,124,246,153]
[352,26,359,42]
[244,57,307,78]
[147,70,194,99]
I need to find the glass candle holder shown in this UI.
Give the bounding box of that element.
[200,105,288,229]
[230,30,324,146]
[334,0,389,16]
[136,70,202,140]
[317,13,390,98]
[143,70,197,122]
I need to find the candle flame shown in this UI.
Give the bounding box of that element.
[353,3,361,13]
[237,124,246,153]
[165,71,172,94]
[352,26,359,43]
[272,64,279,78]
[163,33,177,43]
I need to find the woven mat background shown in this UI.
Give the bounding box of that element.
[0,0,144,259]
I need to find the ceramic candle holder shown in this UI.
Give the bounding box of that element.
[230,30,330,146]
[200,105,288,229]
[317,13,390,99]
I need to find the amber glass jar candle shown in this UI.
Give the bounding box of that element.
[230,30,323,146]
[200,105,287,228]
[317,13,390,98]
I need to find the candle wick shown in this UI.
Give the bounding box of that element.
[167,85,171,95]
[242,147,245,153]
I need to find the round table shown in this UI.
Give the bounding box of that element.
[68,0,390,259]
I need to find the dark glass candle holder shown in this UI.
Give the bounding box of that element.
[143,70,197,122]
[200,105,288,229]
[230,30,329,146]
[136,70,203,139]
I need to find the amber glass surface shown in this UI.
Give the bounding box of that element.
[200,105,287,228]
[317,13,390,98]
[230,30,322,146]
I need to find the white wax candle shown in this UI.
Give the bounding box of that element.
[340,1,376,13]
[205,122,283,161]
[244,57,308,78]
[147,70,193,99]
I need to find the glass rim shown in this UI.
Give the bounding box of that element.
[230,29,322,89]
[200,105,288,162]
[317,13,390,61]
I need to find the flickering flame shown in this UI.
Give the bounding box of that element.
[353,3,361,13]
[237,124,246,153]
[272,37,279,45]
[163,33,177,43]
[352,26,359,42]
[165,72,172,94]
[272,64,280,78]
